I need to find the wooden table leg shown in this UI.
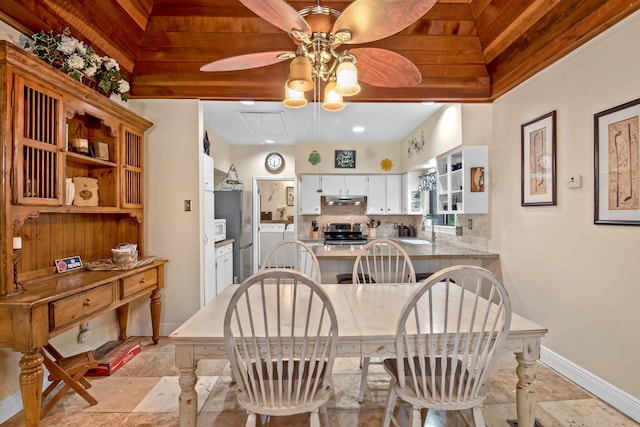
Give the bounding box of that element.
[515,338,541,427]
[178,365,198,427]
[19,350,44,427]
[150,289,161,344]
[116,303,129,341]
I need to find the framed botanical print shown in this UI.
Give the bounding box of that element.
[521,111,557,206]
[594,98,640,225]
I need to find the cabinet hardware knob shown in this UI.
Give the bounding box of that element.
[140,277,145,285]
[83,299,91,309]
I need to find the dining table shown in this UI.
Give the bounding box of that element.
[169,283,547,427]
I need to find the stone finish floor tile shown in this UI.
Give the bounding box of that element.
[2,340,638,427]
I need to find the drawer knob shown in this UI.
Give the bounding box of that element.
[139,277,145,285]
[83,299,91,309]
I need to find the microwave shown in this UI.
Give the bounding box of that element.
[213,219,227,242]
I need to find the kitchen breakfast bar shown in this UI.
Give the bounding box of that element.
[305,238,500,283]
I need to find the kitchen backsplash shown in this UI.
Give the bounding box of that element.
[297,205,488,251]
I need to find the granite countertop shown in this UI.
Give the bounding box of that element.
[215,238,234,248]
[305,237,498,260]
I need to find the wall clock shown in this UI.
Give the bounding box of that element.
[265,152,285,173]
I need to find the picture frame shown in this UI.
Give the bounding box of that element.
[335,150,356,169]
[521,111,557,206]
[286,186,294,206]
[594,98,640,225]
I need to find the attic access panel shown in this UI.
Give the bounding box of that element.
[238,111,289,139]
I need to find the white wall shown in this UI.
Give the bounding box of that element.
[490,10,640,403]
[129,99,203,332]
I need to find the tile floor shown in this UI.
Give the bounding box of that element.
[2,337,638,427]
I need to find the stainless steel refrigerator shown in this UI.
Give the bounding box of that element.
[214,190,253,283]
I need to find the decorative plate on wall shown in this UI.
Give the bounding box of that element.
[364,147,377,160]
[380,158,393,171]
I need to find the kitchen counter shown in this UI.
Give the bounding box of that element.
[301,238,500,283]
[304,238,498,260]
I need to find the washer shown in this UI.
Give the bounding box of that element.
[259,223,285,267]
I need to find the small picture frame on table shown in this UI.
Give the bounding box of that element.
[594,98,640,225]
[521,111,557,206]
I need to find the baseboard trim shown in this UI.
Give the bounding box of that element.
[0,391,23,424]
[541,346,640,422]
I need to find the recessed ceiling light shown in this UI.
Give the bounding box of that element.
[422,101,435,105]
[353,126,365,133]
[263,139,275,144]
[240,100,255,105]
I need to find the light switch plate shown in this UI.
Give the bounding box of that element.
[567,175,582,188]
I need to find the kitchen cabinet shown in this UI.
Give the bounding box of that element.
[436,146,488,214]
[402,171,423,215]
[366,174,402,215]
[216,241,233,294]
[321,175,367,196]
[300,175,322,215]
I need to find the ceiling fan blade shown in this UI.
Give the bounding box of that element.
[239,0,311,35]
[200,51,294,72]
[334,0,437,44]
[351,48,421,87]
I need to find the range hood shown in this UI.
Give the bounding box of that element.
[323,195,366,206]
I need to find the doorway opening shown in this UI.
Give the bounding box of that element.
[252,176,297,273]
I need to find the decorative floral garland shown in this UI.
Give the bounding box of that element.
[22,28,130,101]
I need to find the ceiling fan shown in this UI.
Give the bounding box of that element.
[200,0,436,109]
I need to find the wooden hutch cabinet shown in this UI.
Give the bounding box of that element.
[0,41,165,426]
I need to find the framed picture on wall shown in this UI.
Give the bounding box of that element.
[594,98,640,225]
[335,150,356,168]
[286,186,294,206]
[521,111,557,206]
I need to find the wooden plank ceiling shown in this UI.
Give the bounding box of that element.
[1,0,639,102]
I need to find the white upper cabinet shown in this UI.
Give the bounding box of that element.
[402,171,423,215]
[203,154,214,191]
[436,146,488,214]
[366,174,402,215]
[300,175,322,215]
[321,175,367,196]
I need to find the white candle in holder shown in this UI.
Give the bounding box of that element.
[12,237,22,250]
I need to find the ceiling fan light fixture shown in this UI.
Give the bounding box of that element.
[335,57,360,96]
[288,56,314,92]
[283,82,308,108]
[322,79,345,112]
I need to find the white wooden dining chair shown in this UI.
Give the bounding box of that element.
[352,238,416,402]
[261,239,321,283]
[223,269,338,427]
[382,265,512,427]
[352,238,416,285]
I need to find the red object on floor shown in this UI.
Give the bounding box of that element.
[85,341,141,377]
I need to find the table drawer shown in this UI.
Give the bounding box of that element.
[121,268,158,298]
[49,283,114,330]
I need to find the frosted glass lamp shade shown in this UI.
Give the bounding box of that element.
[335,61,360,96]
[283,83,308,108]
[287,56,314,92]
[322,80,345,111]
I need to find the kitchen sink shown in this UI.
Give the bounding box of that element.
[396,238,431,245]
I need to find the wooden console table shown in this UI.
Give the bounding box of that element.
[0,259,167,427]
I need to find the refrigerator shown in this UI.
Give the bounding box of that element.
[214,190,253,283]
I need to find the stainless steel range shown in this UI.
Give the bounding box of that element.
[323,223,368,245]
